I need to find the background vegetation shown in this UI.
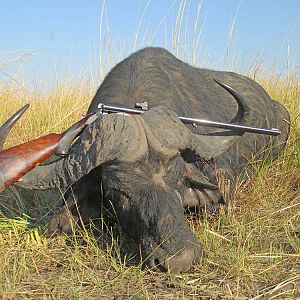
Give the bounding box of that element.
[0,1,299,298]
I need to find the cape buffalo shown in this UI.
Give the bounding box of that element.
[13,47,290,273]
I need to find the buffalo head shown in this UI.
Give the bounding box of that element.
[15,81,253,272]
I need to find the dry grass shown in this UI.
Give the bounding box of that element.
[0,1,299,298]
[0,65,299,300]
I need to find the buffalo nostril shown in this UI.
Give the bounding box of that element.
[154,258,160,267]
[148,256,167,272]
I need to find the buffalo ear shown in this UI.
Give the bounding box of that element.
[0,104,30,150]
[180,149,218,189]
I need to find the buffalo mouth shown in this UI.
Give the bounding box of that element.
[141,212,204,273]
[146,240,203,273]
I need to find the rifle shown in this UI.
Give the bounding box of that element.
[97,103,281,136]
[0,113,96,192]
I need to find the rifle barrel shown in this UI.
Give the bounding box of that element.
[98,103,281,136]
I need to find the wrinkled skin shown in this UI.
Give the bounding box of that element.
[16,48,290,273]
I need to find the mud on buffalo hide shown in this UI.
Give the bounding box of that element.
[14,47,290,273]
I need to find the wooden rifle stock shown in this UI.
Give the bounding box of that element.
[0,113,96,192]
[0,133,63,192]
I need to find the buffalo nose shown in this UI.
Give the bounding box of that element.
[148,246,202,273]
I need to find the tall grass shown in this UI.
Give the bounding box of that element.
[0,0,299,298]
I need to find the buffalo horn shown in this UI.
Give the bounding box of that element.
[0,104,30,150]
